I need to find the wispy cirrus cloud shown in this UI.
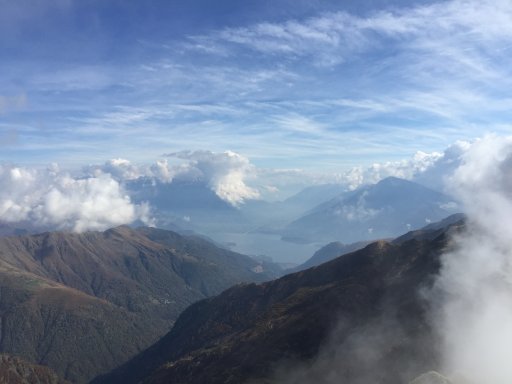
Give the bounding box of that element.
[186,0,512,71]
[2,0,511,174]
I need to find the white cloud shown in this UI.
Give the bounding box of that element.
[52,139,480,217]
[0,164,152,232]
[188,0,512,72]
[86,157,175,183]
[228,140,470,200]
[84,150,260,206]
[167,150,260,206]
[430,135,512,383]
[333,140,472,193]
[149,159,174,183]
[87,158,144,181]
[343,150,444,190]
[273,114,325,135]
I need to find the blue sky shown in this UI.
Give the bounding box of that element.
[1,0,511,172]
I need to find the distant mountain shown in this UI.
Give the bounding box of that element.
[129,180,346,237]
[0,226,280,383]
[127,179,248,233]
[282,183,346,208]
[282,177,459,244]
[240,184,346,231]
[0,221,36,237]
[94,217,464,384]
[293,214,466,272]
[0,354,68,384]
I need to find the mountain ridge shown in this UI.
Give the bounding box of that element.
[94,217,463,384]
[283,177,458,244]
[0,225,280,383]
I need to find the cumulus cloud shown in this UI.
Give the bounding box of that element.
[0,163,152,232]
[85,158,172,182]
[252,140,471,199]
[341,150,443,190]
[85,150,260,206]
[336,140,471,193]
[248,136,507,384]
[86,158,145,181]
[149,159,174,183]
[165,150,260,206]
[82,141,476,211]
[431,135,512,383]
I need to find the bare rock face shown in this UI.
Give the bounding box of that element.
[410,371,452,384]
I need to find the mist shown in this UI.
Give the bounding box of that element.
[431,135,512,383]
[257,136,512,384]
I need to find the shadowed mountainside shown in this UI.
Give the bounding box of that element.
[0,266,154,383]
[94,218,465,384]
[0,354,69,384]
[0,226,279,322]
[289,240,373,272]
[0,226,279,383]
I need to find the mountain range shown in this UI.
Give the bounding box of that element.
[282,177,459,244]
[127,179,247,234]
[289,239,373,272]
[0,177,466,384]
[0,226,279,383]
[0,176,458,266]
[94,216,465,384]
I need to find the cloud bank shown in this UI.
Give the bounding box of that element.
[0,139,488,233]
[246,136,510,383]
[0,164,151,232]
[432,135,512,383]
[87,150,260,207]
[167,150,260,206]
[87,141,472,206]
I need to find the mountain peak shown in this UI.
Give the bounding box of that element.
[96,222,453,384]
[377,176,413,185]
[284,177,458,244]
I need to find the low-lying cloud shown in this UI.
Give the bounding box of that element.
[87,150,260,207]
[3,140,486,234]
[249,135,511,383]
[84,141,476,208]
[431,135,512,383]
[166,150,260,206]
[340,141,470,193]
[0,164,151,232]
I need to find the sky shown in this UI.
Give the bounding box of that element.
[2,0,511,172]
